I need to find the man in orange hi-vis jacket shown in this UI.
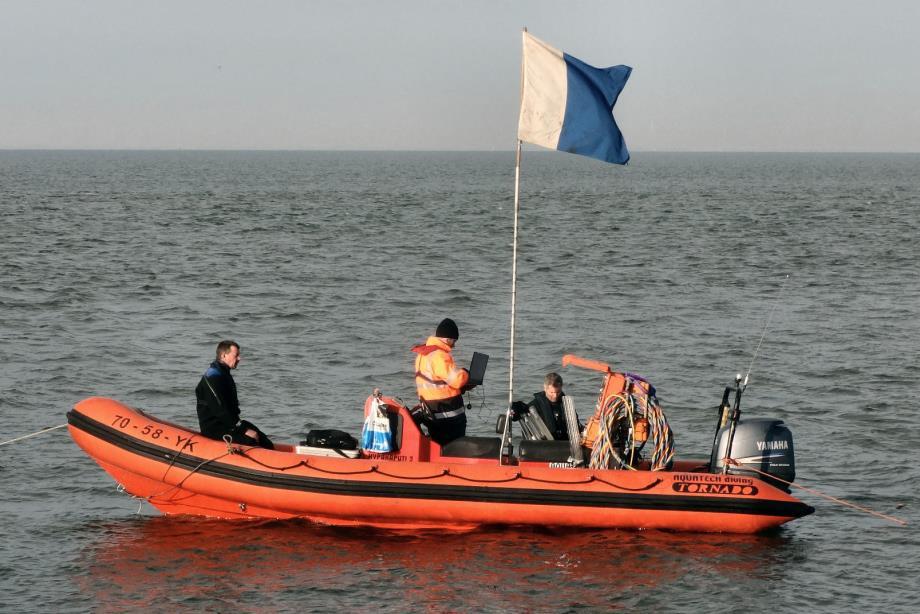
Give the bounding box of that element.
[412,318,475,445]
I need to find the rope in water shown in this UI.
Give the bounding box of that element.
[724,457,907,526]
[0,424,68,447]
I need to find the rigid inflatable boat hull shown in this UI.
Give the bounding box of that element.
[68,397,813,533]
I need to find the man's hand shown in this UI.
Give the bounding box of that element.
[461,369,476,392]
[510,401,528,421]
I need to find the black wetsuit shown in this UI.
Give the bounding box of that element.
[195,360,273,449]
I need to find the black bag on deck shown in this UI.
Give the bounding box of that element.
[302,429,358,450]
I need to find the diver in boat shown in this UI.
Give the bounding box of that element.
[511,372,579,440]
[195,340,274,449]
[411,318,475,445]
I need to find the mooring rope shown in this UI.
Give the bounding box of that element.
[0,424,67,447]
[724,457,907,526]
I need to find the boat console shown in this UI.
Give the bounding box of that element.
[361,395,502,465]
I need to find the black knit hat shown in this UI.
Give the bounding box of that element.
[435,318,459,340]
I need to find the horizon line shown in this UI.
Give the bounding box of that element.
[2,148,919,155]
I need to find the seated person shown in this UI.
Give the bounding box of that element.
[195,340,273,449]
[511,372,578,441]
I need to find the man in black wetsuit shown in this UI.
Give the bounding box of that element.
[513,372,577,441]
[195,340,273,449]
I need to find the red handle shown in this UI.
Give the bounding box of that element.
[562,354,612,373]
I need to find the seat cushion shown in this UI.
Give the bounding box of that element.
[440,436,503,459]
[518,439,573,462]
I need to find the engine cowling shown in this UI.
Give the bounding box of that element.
[710,418,796,491]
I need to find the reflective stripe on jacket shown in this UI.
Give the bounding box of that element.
[412,336,469,402]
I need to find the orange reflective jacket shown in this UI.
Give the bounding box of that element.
[412,336,469,402]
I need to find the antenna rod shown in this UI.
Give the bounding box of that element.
[743,274,790,385]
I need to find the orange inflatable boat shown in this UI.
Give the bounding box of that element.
[67,360,813,533]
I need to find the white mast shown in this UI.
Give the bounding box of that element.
[500,28,527,462]
[508,27,527,408]
[508,140,523,407]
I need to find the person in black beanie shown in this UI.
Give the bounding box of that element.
[411,318,474,445]
[195,340,273,449]
[435,318,459,340]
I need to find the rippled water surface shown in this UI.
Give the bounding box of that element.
[1,151,918,612]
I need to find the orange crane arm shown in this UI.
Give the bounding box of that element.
[561,354,612,373]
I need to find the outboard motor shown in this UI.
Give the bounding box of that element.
[709,375,797,492]
[710,418,796,491]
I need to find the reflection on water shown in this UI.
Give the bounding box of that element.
[76,516,800,612]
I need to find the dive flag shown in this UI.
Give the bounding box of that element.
[517,31,631,165]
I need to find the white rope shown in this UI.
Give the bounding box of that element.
[0,424,67,447]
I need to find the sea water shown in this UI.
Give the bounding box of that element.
[1,151,918,611]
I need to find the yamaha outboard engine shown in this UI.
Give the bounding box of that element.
[709,376,797,492]
[711,418,796,491]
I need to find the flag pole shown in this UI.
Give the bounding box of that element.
[500,28,527,462]
[508,26,527,409]
[508,137,522,409]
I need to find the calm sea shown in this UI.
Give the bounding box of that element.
[1,151,917,612]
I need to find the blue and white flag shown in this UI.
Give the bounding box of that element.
[517,32,631,165]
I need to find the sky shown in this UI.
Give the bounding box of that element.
[2,0,919,152]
